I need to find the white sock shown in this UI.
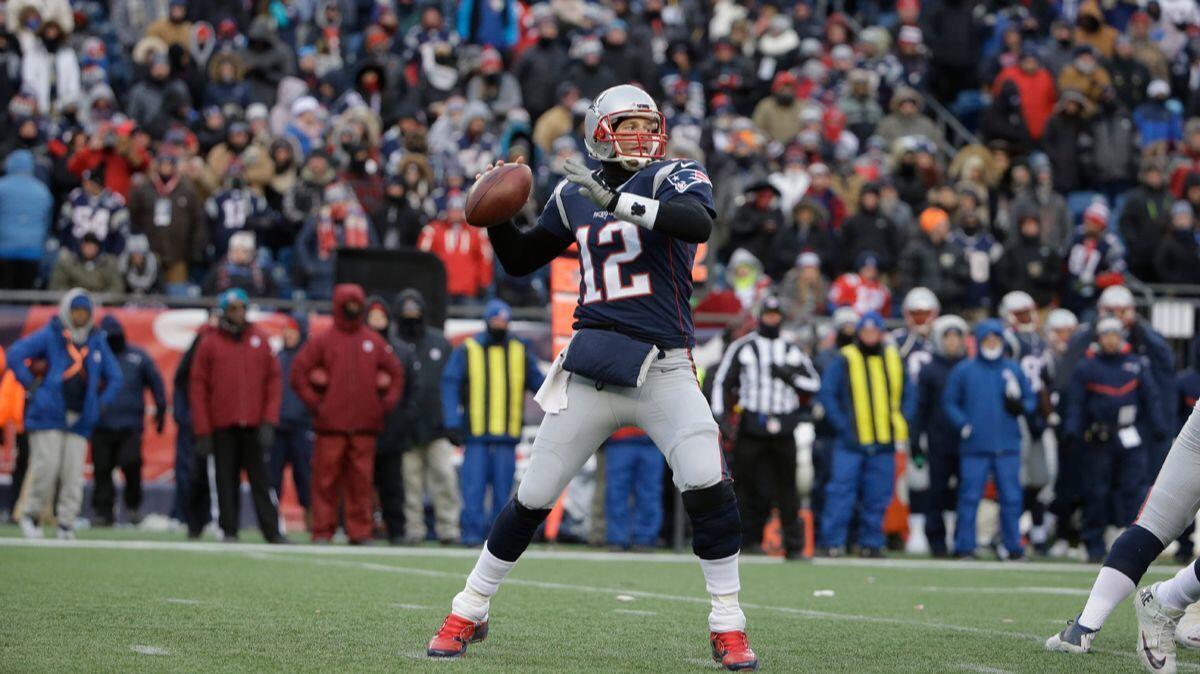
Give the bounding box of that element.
[1157,561,1200,611]
[450,546,516,621]
[700,554,745,632]
[1078,566,1136,630]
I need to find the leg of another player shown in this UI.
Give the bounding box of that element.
[1047,407,1200,655]
[429,377,619,658]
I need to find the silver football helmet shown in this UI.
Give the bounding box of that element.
[999,290,1038,333]
[584,84,668,170]
[1098,285,1136,325]
[901,287,940,334]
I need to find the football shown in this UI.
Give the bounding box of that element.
[465,163,532,228]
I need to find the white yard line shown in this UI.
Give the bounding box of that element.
[957,664,1013,674]
[130,644,170,656]
[0,537,1151,574]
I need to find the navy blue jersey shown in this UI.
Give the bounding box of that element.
[538,159,715,349]
[1003,329,1048,393]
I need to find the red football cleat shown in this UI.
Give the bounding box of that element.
[710,630,760,671]
[426,614,489,658]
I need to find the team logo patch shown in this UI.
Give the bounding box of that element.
[250,335,262,348]
[363,340,375,353]
[430,348,442,361]
[666,168,711,193]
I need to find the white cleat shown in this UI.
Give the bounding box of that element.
[1136,583,1185,673]
[19,515,42,539]
[1175,602,1200,650]
[1045,617,1097,654]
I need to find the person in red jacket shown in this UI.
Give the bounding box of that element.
[290,283,405,544]
[189,288,286,543]
[993,49,1058,142]
[66,123,152,200]
[417,195,494,302]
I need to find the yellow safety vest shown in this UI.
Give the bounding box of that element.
[840,343,908,446]
[464,337,526,438]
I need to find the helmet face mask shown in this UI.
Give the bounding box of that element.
[585,85,669,170]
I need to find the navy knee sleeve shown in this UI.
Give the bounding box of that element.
[1105,525,1166,584]
[485,498,551,562]
[683,480,741,560]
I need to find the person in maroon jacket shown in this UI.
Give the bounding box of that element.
[291,283,405,544]
[189,288,286,543]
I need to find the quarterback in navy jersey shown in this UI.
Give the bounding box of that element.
[426,85,758,671]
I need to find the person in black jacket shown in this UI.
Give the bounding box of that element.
[514,13,571,120]
[913,314,968,557]
[720,182,798,281]
[994,214,1062,307]
[271,313,314,526]
[980,80,1034,157]
[372,175,425,249]
[1154,202,1200,284]
[367,295,412,544]
[172,314,216,537]
[91,316,167,526]
[840,184,903,274]
[393,289,460,544]
[1119,163,1173,282]
[1042,90,1097,194]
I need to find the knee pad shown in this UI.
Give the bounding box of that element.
[1105,525,1166,585]
[485,498,551,563]
[682,480,741,560]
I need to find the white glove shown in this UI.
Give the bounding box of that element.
[563,160,618,210]
[961,425,973,440]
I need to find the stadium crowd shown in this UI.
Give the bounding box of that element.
[1,0,1200,559]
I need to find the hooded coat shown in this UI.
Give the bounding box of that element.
[6,289,122,437]
[942,320,1036,455]
[0,150,53,261]
[188,311,281,437]
[390,289,451,446]
[95,315,166,430]
[289,284,405,434]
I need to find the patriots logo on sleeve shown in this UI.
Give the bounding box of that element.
[666,166,711,193]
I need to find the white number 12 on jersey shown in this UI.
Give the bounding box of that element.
[576,221,652,304]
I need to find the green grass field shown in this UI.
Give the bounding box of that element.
[0,526,1192,673]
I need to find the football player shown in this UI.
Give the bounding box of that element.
[425,85,758,671]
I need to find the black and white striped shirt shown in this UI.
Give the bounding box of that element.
[711,332,821,418]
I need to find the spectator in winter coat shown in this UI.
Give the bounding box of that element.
[949,208,1002,318]
[442,299,544,545]
[839,184,903,274]
[752,71,805,145]
[923,0,984,104]
[9,289,122,539]
[418,195,493,302]
[1133,79,1185,147]
[91,315,165,526]
[1154,202,1200,284]
[205,50,251,109]
[829,252,892,316]
[897,207,967,310]
[874,86,946,152]
[1063,203,1127,314]
[366,296,413,544]
[18,20,80,117]
[127,154,206,287]
[993,50,1058,142]
[204,167,271,260]
[392,289,459,544]
[721,182,796,281]
[1090,88,1139,201]
[67,125,152,200]
[49,232,124,294]
[513,13,570,121]
[290,284,405,544]
[238,16,292,105]
[1108,37,1152,110]
[295,183,378,300]
[1120,163,1175,282]
[942,319,1035,559]
[1042,91,1098,194]
[127,53,175,129]
[145,0,190,48]
[0,150,53,289]
[913,314,968,557]
[189,288,285,543]
[202,230,272,297]
[980,79,1034,156]
[119,234,159,295]
[465,47,522,120]
[1009,156,1073,253]
[372,175,425,249]
[839,69,884,142]
[1063,317,1166,561]
[272,313,313,524]
[1073,0,1119,59]
[791,198,838,278]
[1057,45,1112,104]
[994,215,1062,308]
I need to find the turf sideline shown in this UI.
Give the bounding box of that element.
[0,537,1146,574]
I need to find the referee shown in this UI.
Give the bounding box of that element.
[711,296,820,559]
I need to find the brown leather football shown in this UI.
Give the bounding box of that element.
[465,163,533,228]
